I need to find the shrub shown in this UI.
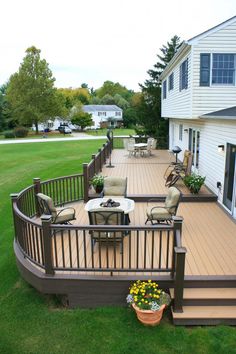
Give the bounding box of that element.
[4,131,15,139]
[14,126,29,138]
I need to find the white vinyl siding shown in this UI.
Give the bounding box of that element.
[161,51,192,118]
[192,22,236,117]
[169,118,236,203]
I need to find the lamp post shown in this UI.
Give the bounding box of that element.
[106,128,114,168]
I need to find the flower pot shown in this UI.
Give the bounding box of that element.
[132,303,165,326]
[189,187,200,194]
[95,185,103,194]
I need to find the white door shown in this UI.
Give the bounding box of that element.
[188,129,200,172]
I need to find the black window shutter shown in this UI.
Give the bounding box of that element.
[200,54,210,86]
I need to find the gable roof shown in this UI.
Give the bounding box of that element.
[200,106,236,120]
[188,15,236,44]
[83,105,122,112]
[159,15,236,80]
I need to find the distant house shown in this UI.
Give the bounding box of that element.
[159,16,236,219]
[33,105,123,131]
[83,105,123,129]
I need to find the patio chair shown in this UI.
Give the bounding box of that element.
[36,193,76,224]
[164,150,193,187]
[127,138,137,157]
[88,208,126,252]
[140,138,152,157]
[145,187,181,224]
[101,177,127,197]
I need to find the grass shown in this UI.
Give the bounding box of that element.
[1,140,236,353]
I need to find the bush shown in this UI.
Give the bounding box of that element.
[14,126,29,138]
[183,174,206,194]
[4,131,15,139]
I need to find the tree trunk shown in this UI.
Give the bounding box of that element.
[35,121,39,134]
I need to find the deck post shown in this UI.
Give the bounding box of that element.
[83,163,89,202]
[33,178,41,217]
[171,216,183,278]
[92,154,96,175]
[41,215,54,275]
[10,193,20,243]
[98,148,102,171]
[173,246,186,313]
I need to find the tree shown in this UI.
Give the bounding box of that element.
[6,46,65,133]
[96,81,133,101]
[0,83,8,131]
[70,107,93,131]
[139,36,182,147]
[59,87,91,108]
[100,94,115,105]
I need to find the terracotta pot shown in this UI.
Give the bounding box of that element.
[132,303,165,326]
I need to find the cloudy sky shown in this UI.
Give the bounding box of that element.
[1,0,236,91]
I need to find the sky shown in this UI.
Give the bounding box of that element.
[1,0,236,92]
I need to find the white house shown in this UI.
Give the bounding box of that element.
[33,105,123,131]
[159,16,236,219]
[83,105,123,129]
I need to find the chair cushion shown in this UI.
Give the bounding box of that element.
[146,206,172,221]
[37,193,57,214]
[165,187,181,214]
[103,177,127,196]
[54,207,75,223]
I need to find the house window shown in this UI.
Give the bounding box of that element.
[98,112,106,116]
[168,73,174,91]
[179,59,188,91]
[200,54,210,86]
[212,54,235,85]
[163,80,167,99]
[179,124,183,141]
[115,112,121,116]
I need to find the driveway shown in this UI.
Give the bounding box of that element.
[0,132,107,145]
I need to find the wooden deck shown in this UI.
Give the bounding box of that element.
[47,148,236,278]
[71,200,236,277]
[99,149,212,197]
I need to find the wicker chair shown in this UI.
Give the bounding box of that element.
[164,150,193,187]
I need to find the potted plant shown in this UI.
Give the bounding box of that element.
[90,174,104,194]
[126,280,171,326]
[183,173,206,194]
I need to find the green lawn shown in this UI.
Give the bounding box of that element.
[86,128,136,136]
[1,140,236,354]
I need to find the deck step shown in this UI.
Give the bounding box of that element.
[172,306,236,325]
[169,288,236,305]
[170,288,236,325]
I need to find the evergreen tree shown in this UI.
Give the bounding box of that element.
[139,36,182,147]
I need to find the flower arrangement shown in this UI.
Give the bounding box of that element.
[90,174,104,188]
[183,173,206,194]
[126,280,171,312]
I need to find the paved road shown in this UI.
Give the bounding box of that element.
[0,133,107,145]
